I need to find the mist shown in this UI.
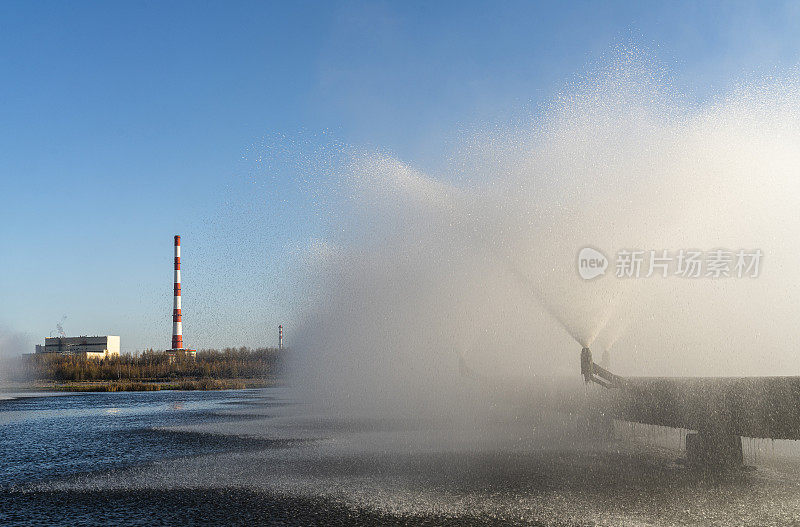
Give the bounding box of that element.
[274,50,800,416]
[0,325,31,388]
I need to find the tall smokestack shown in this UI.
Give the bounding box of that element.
[172,235,183,350]
[278,325,283,350]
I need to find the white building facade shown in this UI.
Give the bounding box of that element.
[35,336,120,360]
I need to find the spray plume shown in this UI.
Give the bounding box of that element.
[240,49,800,416]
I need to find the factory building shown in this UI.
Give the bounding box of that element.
[35,336,120,360]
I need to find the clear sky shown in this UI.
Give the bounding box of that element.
[2,1,800,352]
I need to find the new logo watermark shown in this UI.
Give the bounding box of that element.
[577,247,762,280]
[577,247,608,280]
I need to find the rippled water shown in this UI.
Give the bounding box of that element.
[4,388,800,526]
[0,390,267,487]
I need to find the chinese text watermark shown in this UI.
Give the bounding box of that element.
[577,248,762,280]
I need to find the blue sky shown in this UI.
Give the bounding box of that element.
[2,1,799,352]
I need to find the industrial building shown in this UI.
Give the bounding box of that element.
[35,336,120,360]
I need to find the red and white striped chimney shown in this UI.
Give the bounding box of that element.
[171,235,183,350]
[278,324,283,350]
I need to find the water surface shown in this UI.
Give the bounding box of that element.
[4,388,800,526]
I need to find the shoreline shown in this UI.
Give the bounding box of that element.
[3,378,279,393]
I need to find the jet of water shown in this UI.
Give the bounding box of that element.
[243,48,800,415]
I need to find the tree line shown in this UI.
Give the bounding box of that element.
[22,347,283,382]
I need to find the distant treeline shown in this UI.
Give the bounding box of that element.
[24,347,283,383]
